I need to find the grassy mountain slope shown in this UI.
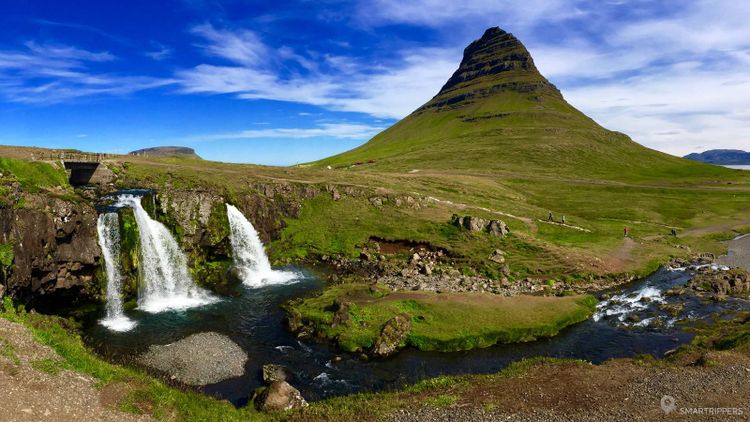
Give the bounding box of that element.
[314,28,730,182]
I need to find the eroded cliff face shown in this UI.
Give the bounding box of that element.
[0,193,101,308]
[0,175,325,307]
[145,181,320,288]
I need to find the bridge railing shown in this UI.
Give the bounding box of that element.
[30,152,115,163]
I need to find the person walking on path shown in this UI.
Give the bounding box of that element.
[624,226,629,238]
[548,211,554,222]
[561,215,566,225]
[671,228,677,237]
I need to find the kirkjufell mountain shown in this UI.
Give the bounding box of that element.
[317,27,722,181]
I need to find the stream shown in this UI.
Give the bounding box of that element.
[83,265,750,406]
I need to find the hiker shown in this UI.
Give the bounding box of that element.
[561,215,566,224]
[548,211,553,222]
[624,226,629,238]
[671,228,677,237]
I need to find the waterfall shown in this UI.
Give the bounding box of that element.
[226,204,297,287]
[97,213,137,332]
[115,194,216,313]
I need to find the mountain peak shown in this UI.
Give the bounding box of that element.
[421,26,560,113]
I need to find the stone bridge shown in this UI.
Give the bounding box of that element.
[33,152,115,186]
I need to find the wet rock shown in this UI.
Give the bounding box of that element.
[625,314,641,324]
[659,303,684,317]
[262,364,290,384]
[226,265,245,284]
[372,314,411,358]
[140,332,248,386]
[255,380,308,412]
[689,269,750,296]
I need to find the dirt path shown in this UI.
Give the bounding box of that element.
[681,214,750,238]
[0,319,152,422]
[602,237,637,272]
[718,234,750,271]
[387,352,750,421]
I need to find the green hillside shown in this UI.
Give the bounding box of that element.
[315,28,731,182]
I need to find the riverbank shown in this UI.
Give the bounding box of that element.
[3,295,748,421]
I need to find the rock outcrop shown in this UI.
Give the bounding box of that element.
[140,332,248,386]
[689,269,750,296]
[451,214,509,237]
[0,194,101,307]
[261,364,290,384]
[254,380,308,412]
[372,314,411,358]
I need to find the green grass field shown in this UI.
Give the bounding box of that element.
[286,283,597,352]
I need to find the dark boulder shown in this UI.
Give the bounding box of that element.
[254,380,308,412]
[262,364,290,384]
[372,314,411,358]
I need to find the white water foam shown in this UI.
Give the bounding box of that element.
[226,204,298,287]
[593,285,665,322]
[97,212,137,332]
[667,263,730,272]
[115,194,216,313]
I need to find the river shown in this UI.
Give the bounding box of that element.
[83,265,750,407]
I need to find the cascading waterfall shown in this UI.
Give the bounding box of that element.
[226,204,297,287]
[97,212,137,332]
[115,194,216,312]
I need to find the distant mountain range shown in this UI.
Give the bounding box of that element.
[129,146,201,159]
[684,149,750,165]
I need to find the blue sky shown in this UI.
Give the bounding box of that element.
[0,0,748,165]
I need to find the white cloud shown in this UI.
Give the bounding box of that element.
[193,122,386,141]
[177,23,458,118]
[0,41,174,104]
[351,0,750,154]
[191,23,268,65]
[564,67,750,155]
[357,0,582,29]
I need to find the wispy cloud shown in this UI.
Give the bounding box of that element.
[144,42,173,61]
[0,41,175,104]
[32,18,133,46]
[191,122,386,142]
[177,23,457,118]
[356,0,582,29]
